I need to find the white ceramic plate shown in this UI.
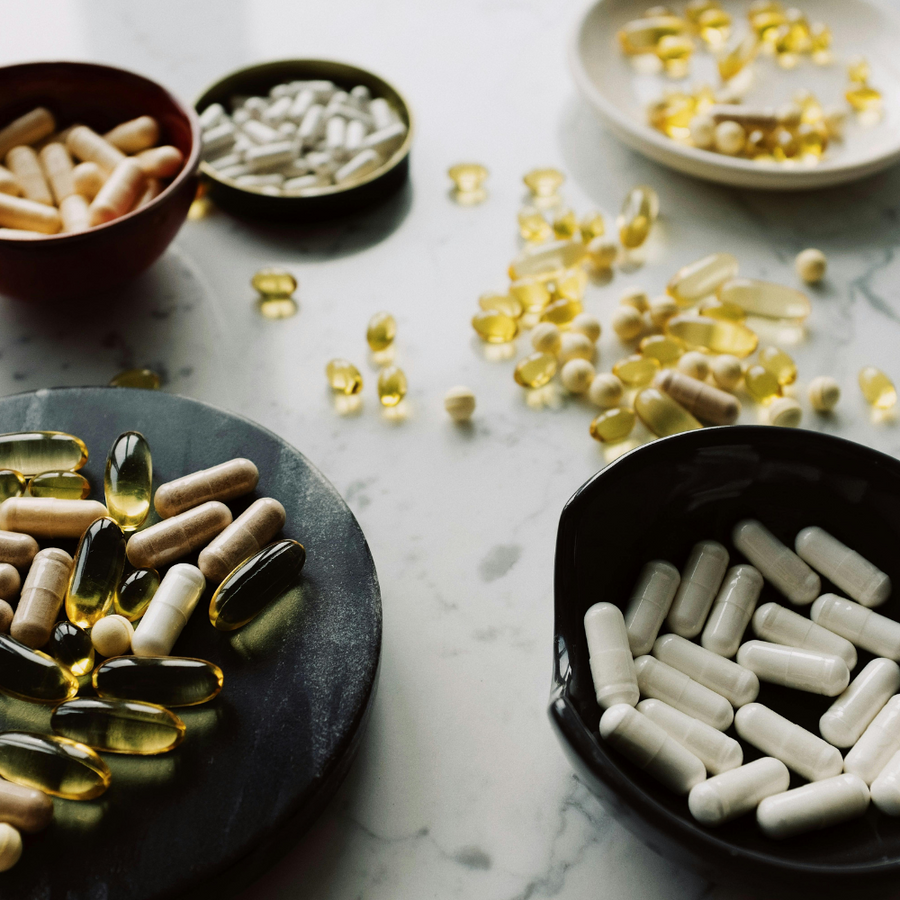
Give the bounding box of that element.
[570,0,900,189]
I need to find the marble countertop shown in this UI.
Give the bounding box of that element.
[2,1,900,898]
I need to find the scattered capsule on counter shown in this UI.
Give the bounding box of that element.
[580,212,605,242]
[46,621,94,676]
[758,347,797,386]
[509,239,587,280]
[612,306,644,342]
[540,298,583,327]
[104,431,152,532]
[711,354,743,391]
[552,208,578,239]
[448,163,488,199]
[94,655,224,707]
[590,408,636,444]
[718,279,811,321]
[666,315,758,357]
[377,366,408,407]
[472,310,518,344]
[561,359,595,394]
[809,376,840,412]
[677,351,710,381]
[768,396,802,427]
[0,431,88,476]
[655,370,740,425]
[367,311,397,352]
[668,253,739,307]
[588,374,625,409]
[12,548,73,648]
[154,458,258,519]
[617,185,658,249]
[641,335,684,365]
[444,386,476,423]
[65,517,126,630]
[744,365,782,404]
[326,358,364,395]
[531,323,562,355]
[796,248,827,284]
[614,355,660,388]
[635,388,702,437]
[518,207,552,242]
[522,168,564,197]
[648,296,678,329]
[699,298,746,324]
[514,352,558,389]
[859,367,897,409]
[109,368,161,390]
[126,501,232,570]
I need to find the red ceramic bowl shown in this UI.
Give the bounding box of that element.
[0,61,200,302]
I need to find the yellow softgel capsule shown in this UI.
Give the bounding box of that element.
[479,292,523,319]
[847,56,870,84]
[509,277,552,312]
[846,85,883,113]
[657,34,694,63]
[251,268,296,297]
[758,347,797,386]
[104,431,152,532]
[859,367,897,409]
[552,208,579,240]
[618,16,688,54]
[648,94,695,138]
[472,310,518,343]
[718,33,759,81]
[514,352,557,388]
[553,267,589,301]
[114,568,160,621]
[448,163,488,193]
[717,278,811,320]
[698,298,746,324]
[810,22,831,55]
[744,365,782,404]
[540,298,583,327]
[697,7,730,45]
[580,211,605,242]
[667,252,739,307]
[367,312,397,352]
[635,388,702,436]
[613,354,661,387]
[509,239,587,280]
[65,517,127,629]
[377,366,407,407]
[640,335,684,365]
[590,408,636,443]
[522,168,564,197]
[618,186,659,249]
[518,207,552,243]
[0,432,87,477]
[665,315,758,357]
[326,359,363,395]
[0,635,78,703]
[27,471,90,500]
[94,656,223,707]
[0,470,26,503]
[109,368,161,390]
[45,621,94,677]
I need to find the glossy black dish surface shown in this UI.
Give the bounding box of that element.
[549,426,900,898]
[0,387,382,900]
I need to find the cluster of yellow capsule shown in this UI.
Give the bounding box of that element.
[0,430,307,870]
[845,57,883,115]
[252,267,299,319]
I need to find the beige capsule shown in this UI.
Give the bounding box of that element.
[66,126,126,173]
[134,178,162,210]
[72,161,104,201]
[104,116,160,154]
[0,531,38,569]
[198,497,286,583]
[654,369,740,425]
[88,159,145,227]
[38,142,75,204]
[60,194,90,233]
[0,564,19,603]
[0,165,21,197]
[126,500,232,569]
[0,108,55,159]
[0,778,53,833]
[5,146,53,206]
[135,146,184,178]
[11,548,73,649]
[154,458,259,518]
[0,823,21,872]
[0,193,61,234]
[0,498,107,539]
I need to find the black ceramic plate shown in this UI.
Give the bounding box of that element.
[0,387,381,900]
[549,426,900,899]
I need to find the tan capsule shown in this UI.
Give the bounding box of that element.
[38,142,75,204]
[0,108,55,159]
[133,178,162,210]
[88,159,145,226]
[135,145,184,178]
[0,498,108,539]
[0,166,21,197]
[0,193,61,234]
[66,125,126,173]
[0,531,38,569]
[11,548,73,649]
[0,823,21,871]
[0,565,19,603]
[654,369,740,425]
[5,146,53,206]
[72,161,104,200]
[155,459,259,518]
[198,497,286,583]
[126,500,233,569]
[104,116,160,154]
[60,194,90,233]
[0,778,53,833]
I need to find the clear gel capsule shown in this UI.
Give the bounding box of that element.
[757,774,870,839]
[600,704,706,795]
[735,703,843,782]
[114,568,160,621]
[689,757,789,827]
[820,659,900,748]
[654,369,741,425]
[732,519,820,605]
[701,564,763,658]
[45,621,94,677]
[93,656,223,707]
[811,594,900,660]
[584,602,639,710]
[634,388,702,437]
[617,185,659,248]
[654,633,759,707]
[665,315,758,358]
[65,517,126,629]
[104,431,152,532]
[871,749,900,815]
[618,16,689,54]
[667,253,739,307]
[667,540,730,637]
[859,367,897,409]
[0,432,87,476]
[717,279,811,320]
[623,561,680,656]
[27,471,90,500]
[752,602,857,671]
[0,634,78,703]
[0,470,25,504]
[795,526,890,609]
[736,641,849,696]
[844,695,900,785]
[508,239,587,281]
[758,347,797,386]
[131,564,206,657]
[634,655,733,730]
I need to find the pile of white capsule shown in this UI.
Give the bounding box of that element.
[199,79,407,195]
[584,519,900,838]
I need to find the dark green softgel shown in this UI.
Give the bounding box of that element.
[209,539,306,631]
[0,634,78,703]
[93,656,223,707]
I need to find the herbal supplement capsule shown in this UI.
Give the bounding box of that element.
[127,501,232,570]
[0,470,25,504]
[5,146,52,206]
[600,704,706,794]
[510,277,552,312]
[522,168,564,197]
[665,315,758,357]
[13,548,73,649]
[0,193,60,233]
[690,757,790,826]
[517,207,552,242]
[859,367,897,409]
[654,370,740,425]
[570,314,601,343]
[444,386,476,423]
[590,408,636,444]
[844,695,900,784]
[560,359,595,394]
[634,655,733,730]
[614,355,660,388]
[809,376,840,412]
[540,298,583,327]
[737,641,849,696]
[617,16,689,55]
[109,368,160,390]
[795,526,890,609]
[558,333,594,364]
[612,307,644,342]
[639,699,742,775]
[752,602,857,670]
[95,655,222,707]
[0,431,87,476]
[701,564,763,658]
[46,621,94,677]
[65,518,126,630]
[640,335,683,365]
[88,158,145,226]
[38,142,75,205]
[27,470,89,500]
[133,145,184,179]
[71,160,104,201]
[812,593,900,661]
[584,602,639,710]
[677,351,710,381]
[718,32,759,81]
[667,541,729,638]
[0,732,109,800]
[820,659,900,748]
[654,633,759,707]
[0,779,53,833]
[758,774,869,839]
[114,567,159,621]
[91,615,133,657]
[0,563,18,602]
[0,108,55,159]
[0,498,107,540]
[649,296,679,329]
[472,310,518,344]
[872,748,900,815]
[514,352,557,389]
[0,634,78,702]
[67,126,125,173]
[624,561,680,656]
[733,519,820,605]
[618,185,658,249]
[588,373,625,409]
[0,165,21,198]
[635,388,702,437]
[0,531,37,570]
[711,354,742,390]
[132,564,205,657]
[103,115,160,154]
[367,312,396,352]
[508,239,587,280]
[155,459,258,519]
[377,366,407,407]
[667,253,739,307]
[326,359,363,395]
[479,292,522,319]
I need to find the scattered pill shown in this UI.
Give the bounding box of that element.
[795,248,826,284]
[768,397,802,427]
[570,314,602,343]
[588,373,625,409]
[0,634,78,704]
[560,359,595,394]
[444,386,476,423]
[10,548,72,649]
[514,352,557,388]
[676,351,710,381]
[131,564,206,657]
[618,185,658,248]
[719,279,811,321]
[614,355,659,387]
[531,322,562,355]
[710,354,743,391]
[378,366,408,407]
[612,306,644,342]
[649,296,679,329]
[620,288,650,313]
[327,359,363,395]
[104,431,152,532]
[666,315,758,357]
[859,367,897,409]
[558,333,594,365]
[808,376,840,412]
[654,369,740,425]
[589,408,636,443]
[367,312,397,352]
[0,779,53,834]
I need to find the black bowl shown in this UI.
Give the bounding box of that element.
[548,425,900,899]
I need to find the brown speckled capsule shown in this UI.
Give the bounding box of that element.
[126,501,232,569]
[0,531,38,569]
[0,565,19,603]
[154,459,259,519]
[0,498,107,539]
[654,369,741,426]
[11,548,73,649]
[0,779,53,833]
[198,497,286,583]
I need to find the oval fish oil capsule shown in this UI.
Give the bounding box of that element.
[514,352,557,389]
[45,621,94,677]
[326,359,363,395]
[508,239,587,280]
[367,312,397,352]
[820,659,900,748]
[0,470,25,503]
[844,695,900,785]
[11,548,73,648]
[617,185,659,248]
[654,370,740,425]
[377,366,407,406]
[154,459,259,518]
[859,367,897,409]
[65,517,126,630]
[752,602,857,671]
[93,655,223,707]
[638,698,742,775]
[667,252,739,307]
[623,560,680,656]
[51,698,185,755]
[757,773,870,839]
[0,531,37,570]
[736,641,849,696]
[701,564,763,658]
[0,498,108,539]
[635,388,703,437]
[0,431,87,476]
[600,704,706,794]
[667,540,729,638]
[584,602,639,710]
[665,315,758,358]
[732,519,820,605]
[871,749,900,815]
[654,633,759,707]
[634,655,733,730]
[689,757,790,827]
[472,311,518,344]
[0,732,110,800]
[132,564,206,657]
[0,634,78,702]
[209,539,306,630]
[717,278,811,320]
[114,567,160,621]
[811,594,900,660]
[104,431,152,532]
[795,526,890,609]
[26,470,90,500]
[0,779,53,833]
[125,500,232,570]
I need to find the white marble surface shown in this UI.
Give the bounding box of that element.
[1,1,900,898]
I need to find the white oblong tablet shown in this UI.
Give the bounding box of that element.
[666,540,729,638]
[689,757,789,827]
[584,602,639,711]
[623,560,680,656]
[757,774,869,839]
[820,658,900,748]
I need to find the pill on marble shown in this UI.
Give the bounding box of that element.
[0,498,107,539]
[558,333,594,365]
[91,615,134,658]
[444,386,476,423]
[72,161,104,201]
[808,376,840,412]
[88,159,145,226]
[736,641,849,696]
[0,531,38,569]
[811,593,900,660]
[677,351,710,381]
[795,248,827,284]
[67,126,126,173]
[135,146,184,179]
[623,560,680,656]
[588,373,625,409]
[126,501,232,570]
[131,564,206,657]
[689,757,789,827]
[653,370,740,425]
[701,564,763,658]
[155,459,259,518]
[710,354,742,391]
[666,540,729,638]
[0,193,61,234]
[752,602,857,671]
[732,519,820,605]
[844,695,900,785]
[820,658,900,748]
[6,146,53,206]
[600,704,706,794]
[0,108,55,159]
[871,749,900,815]
[735,703,843,782]
[584,602,639,710]
[0,778,53,833]
[667,252,739,306]
[757,774,869,839]
[634,655,733,730]
[11,548,73,649]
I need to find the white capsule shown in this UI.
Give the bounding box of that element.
[736,641,849,697]
[350,84,371,104]
[199,103,226,130]
[752,602,857,671]
[287,90,315,123]
[689,757,789,826]
[362,122,407,156]
[304,151,339,176]
[638,699,742,775]
[654,633,759,707]
[600,704,706,795]
[795,526,890,609]
[325,116,347,155]
[634,655,733,730]
[757,774,869,839]
[701,564,763,658]
[369,97,397,130]
[844,695,900,785]
[306,80,337,101]
[735,703,843,782]
[202,121,236,156]
[811,593,900,660]
[666,540,730,638]
[283,174,324,193]
[871,749,900,815]
[344,118,368,154]
[298,105,326,147]
[232,108,251,127]
[208,152,244,171]
[235,173,284,188]
[218,164,253,180]
[278,121,298,138]
[622,561,680,656]
[584,602,639,710]
[242,97,268,117]
[262,96,292,126]
[131,563,206,657]
[335,149,382,185]
[328,102,374,127]
[241,119,282,145]
[324,90,350,115]
[243,141,297,173]
[732,520,820,605]
[820,659,900,748]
